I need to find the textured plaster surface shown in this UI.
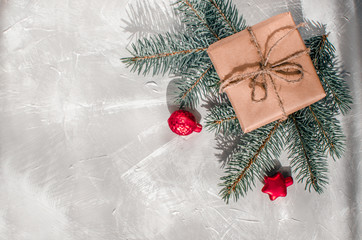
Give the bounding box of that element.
[0,0,361,239]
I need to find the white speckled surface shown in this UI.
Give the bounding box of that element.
[0,0,361,239]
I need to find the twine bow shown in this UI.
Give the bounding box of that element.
[219,23,310,119]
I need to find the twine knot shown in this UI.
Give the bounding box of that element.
[220,23,310,119]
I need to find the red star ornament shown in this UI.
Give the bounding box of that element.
[262,172,293,201]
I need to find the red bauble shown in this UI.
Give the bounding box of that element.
[262,172,293,201]
[168,110,202,136]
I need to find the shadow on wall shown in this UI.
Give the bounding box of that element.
[121,0,202,120]
[338,1,362,239]
[121,0,184,41]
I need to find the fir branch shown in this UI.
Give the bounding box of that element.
[181,65,212,99]
[220,121,283,203]
[211,116,238,129]
[308,106,335,152]
[174,0,246,40]
[176,63,214,108]
[290,116,318,190]
[306,35,353,115]
[173,0,220,40]
[228,122,280,190]
[128,47,207,61]
[286,114,329,193]
[312,34,331,67]
[309,102,345,160]
[205,102,241,134]
[176,61,222,108]
[207,0,246,35]
[209,0,237,33]
[121,32,209,75]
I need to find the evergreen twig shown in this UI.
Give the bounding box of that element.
[206,0,246,38]
[308,103,345,160]
[220,121,283,203]
[285,114,328,193]
[177,63,214,108]
[173,0,220,40]
[205,101,241,134]
[121,33,209,75]
[306,35,352,115]
[209,0,238,33]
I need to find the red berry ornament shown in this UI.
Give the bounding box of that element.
[262,172,293,201]
[168,110,202,136]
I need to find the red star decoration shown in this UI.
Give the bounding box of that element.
[262,172,293,201]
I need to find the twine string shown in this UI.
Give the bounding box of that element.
[219,23,309,119]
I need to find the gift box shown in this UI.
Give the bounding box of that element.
[207,12,326,133]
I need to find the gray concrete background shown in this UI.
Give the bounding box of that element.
[0,0,361,239]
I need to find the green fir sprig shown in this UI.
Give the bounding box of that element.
[219,121,284,203]
[121,33,209,76]
[306,35,353,115]
[205,99,240,135]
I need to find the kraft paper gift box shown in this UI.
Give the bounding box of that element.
[207,12,326,133]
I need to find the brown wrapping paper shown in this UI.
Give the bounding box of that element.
[207,12,326,133]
